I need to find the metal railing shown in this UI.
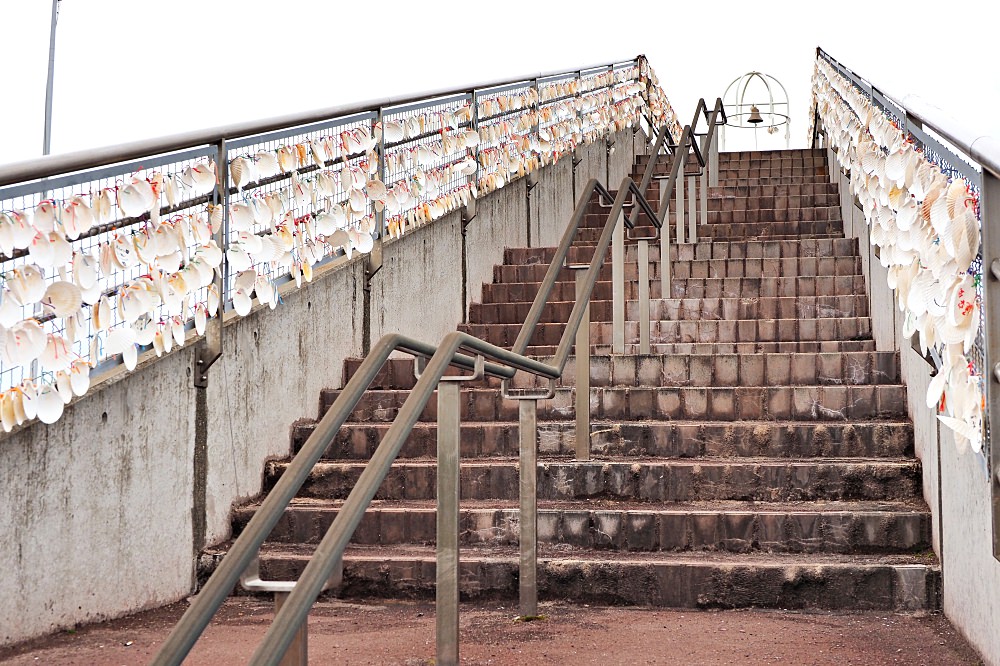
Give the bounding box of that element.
[809,46,1000,561]
[149,87,721,663]
[0,56,659,429]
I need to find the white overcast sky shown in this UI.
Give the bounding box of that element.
[1,0,997,164]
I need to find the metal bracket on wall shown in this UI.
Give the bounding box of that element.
[525,170,539,194]
[462,199,477,227]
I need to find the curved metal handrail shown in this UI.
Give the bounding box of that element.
[150,332,556,666]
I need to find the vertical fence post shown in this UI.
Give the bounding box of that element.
[436,380,461,666]
[981,169,1000,562]
[687,173,697,244]
[638,239,650,355]
[660,187,672,301]
[574,269,592,459]
[612,202,626,354]
[709,123,719,188]
[675,171,686,244]
[518,398,538,616]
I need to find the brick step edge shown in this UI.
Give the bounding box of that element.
[199,551,940,611]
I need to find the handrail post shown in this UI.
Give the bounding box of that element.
[612,202,626,354]
[518,398,539,615]
[660,195,672,301]
[574,268,592,458]
[638,240,651,355]
[687,172,697,244]
[436,378,462,666]
[982,170,1000,562]
[709,121,719,188]
[675,170,686,244]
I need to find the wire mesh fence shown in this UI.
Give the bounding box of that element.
[0,55,674,431]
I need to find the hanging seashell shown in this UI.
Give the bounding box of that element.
[4,319,47,366]
[230,156,257,190]
[277,146,297,173]
[40,334,74,372]
[69,359,90,397]
[119,178,156,217]
[255,150,280,179]
[230,202,256,231]
[33,200,57,233]
[40,281,82,318]
[63,196,96,240]
[55,371,74,404]
[35,383,64,424]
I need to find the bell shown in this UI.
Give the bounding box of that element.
[747,105,764,124]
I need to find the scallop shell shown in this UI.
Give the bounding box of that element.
[230,156,257,190]
[230,202,256,231]
[41,281,82,318]
[277,146,297,173]
[4,319,47,366]
[40,334,74,372]
[188,162,218,195]
[383,120,404,143]
[232,289,253,316]
[34,200,57,233]
[119,178,156,217]
[7,264,47,306]
[35,383,64,424]
[63,197,96,240]
[195,303,208,336]
[70,359,91,396]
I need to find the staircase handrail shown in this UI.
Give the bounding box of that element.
[150,331,560,665]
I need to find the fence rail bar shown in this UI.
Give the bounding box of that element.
[0,58,637,187]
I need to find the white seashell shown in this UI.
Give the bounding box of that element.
[207,284,220,318]
[7,264,47,306]
[40,334,74,372]
[72,252,99,290]
[230,156,257,190]
[63,196,96,240]
[349,189,368,214]
[0,290,21,328]
[383,120,404,143]
[119,178,156,217]
[0,392,14,432]
[366,178,387,202]
[36,383,64,424]
[227,244,254,272]
[4,319,47,366]
[188,161,218,195]
[233,289,253,316]
[255,151,280,178]
[70,359,91,396]
[195,303,208,336]
[230,202,256,231]
[34,200,57,233]
[55,371,74,404]
[41,281,82,318]
[171,316,186,348]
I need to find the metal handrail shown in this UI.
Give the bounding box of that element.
[812,47,1000,179]
[0,59,639,186]
[810,47,1000,564]
[151,331,559,666]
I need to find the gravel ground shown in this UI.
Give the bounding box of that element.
[0,598,983,665]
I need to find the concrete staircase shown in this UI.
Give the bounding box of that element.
[214,147,940,611]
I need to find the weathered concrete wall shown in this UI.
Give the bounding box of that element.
[0,129,643,648]
[828,145,1000,665]
[204,259,366,545]
[0,350,196,646]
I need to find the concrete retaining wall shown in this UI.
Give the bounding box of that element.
[827,146,1000,665]
[0,128,640,648]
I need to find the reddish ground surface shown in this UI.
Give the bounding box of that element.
[0,598,983,665]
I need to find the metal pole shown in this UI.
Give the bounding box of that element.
[272,593,307,666]
[575,269,591,460]
[612,203,625,354]
[42,0,60,155]
[638,240,650,355]
[709,129,719,188]
[518,399,538,616]
[981,170,1000,562]
[436,380,461,665]
[687,174,697,243]
[661,198,672,300]
[675,173,686,244]
[699,168,708,238]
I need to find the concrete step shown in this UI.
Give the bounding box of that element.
[526,340,877,356]
[319,381,905,424]
[458,316,872,348]
[468,295,869,325]
[344,351,899,391]
[235,499,931,555]
[670,256,860,279]
[268,457,922,503]
[207,545,938,611]
[480,274,866,303]
[292,420,914,461]
[662,207,843,226]
[696,221,844,239]
[669,275,866,299]
[503,238,860,265]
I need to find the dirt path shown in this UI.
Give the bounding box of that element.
[0,598,982,665]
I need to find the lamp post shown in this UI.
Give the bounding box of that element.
[43,0,61,156]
